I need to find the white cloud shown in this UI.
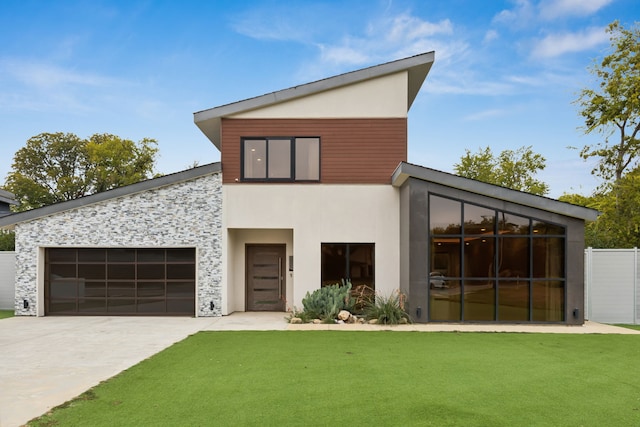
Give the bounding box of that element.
[1,59,119,89]
[483,29,499,44]
[538,0,613,20]
[492,0,535,28]
[531,26,609,58]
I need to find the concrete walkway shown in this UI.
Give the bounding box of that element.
[0,313,637,427]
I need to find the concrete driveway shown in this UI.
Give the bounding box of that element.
[0,314,637,426]
[0,313,288,427]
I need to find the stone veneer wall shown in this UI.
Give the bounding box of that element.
[13,172,222,316]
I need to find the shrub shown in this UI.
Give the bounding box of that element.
[364,290,411,325]
[302,280,353,321]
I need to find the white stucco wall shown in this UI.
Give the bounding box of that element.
[223,184,400,312]
[229,72,409,119]
[13,172,222,316]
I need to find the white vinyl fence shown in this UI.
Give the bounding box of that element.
[585,247,640,324]
[0,252,15,310]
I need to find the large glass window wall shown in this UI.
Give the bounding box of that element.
[429,194,565,322]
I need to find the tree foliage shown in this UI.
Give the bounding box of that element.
[575,21,640,182]
[453,146,549,196]
[5,133,158,211]
[561,166,640,248]
[0,230,14,251]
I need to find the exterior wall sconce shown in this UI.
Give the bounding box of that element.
[210,301,215,311]
[23,299,29,309]
[573,308,580,319]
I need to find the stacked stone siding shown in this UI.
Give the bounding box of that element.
[14,172,223,317]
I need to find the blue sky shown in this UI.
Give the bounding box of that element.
[0,0,637,198]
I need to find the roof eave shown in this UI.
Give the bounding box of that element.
[194,51,435,149]
[392,162,600,222]
[0,162,222,228]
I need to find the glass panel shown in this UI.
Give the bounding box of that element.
[138,264,165,280]
[429,280,461,321]
[268,138,291,179]
[431,237,460,278]
[295,137,320,180]
[48,248,76,262]
[78,264,105,280]
[79,299,106,312]
[321,244,347,286]
[167,298,195,313]
[50,264,76,279]
[533,281,564,321]
[498,237,529,278]
[499,213,530,235]
[49,280,77,298]
[167,282,195,297]
[498,280,529,321]
[244,139,266,179]
[167,249,195,262]
[532,221,565,235]
[138,282,165,297]
[464,204,495,234]
[48,300,76,313]
[107,282,135,297]
[78,249,106,262]
[430,196,461,234]
[107,249,135,262]
[107,264,135,280]
[83,282,105,297]
[138,249,165,262]
[167,264,195,280]
[533,238,565,278]
[348,244,374,288]
[137,299,166,313]
[464,237,495,278]
[108,299,136,313]
[464,280,495,321]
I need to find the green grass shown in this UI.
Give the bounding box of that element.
[0,310,13,319]
[29,331,640,427]
[615,324,640,331]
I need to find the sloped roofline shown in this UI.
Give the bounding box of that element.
[0,162,221,229]
[0,189,18,206]
[194,51,435,150]
[391,162,599,221]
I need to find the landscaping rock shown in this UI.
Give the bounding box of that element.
[338,310,351,321]
[290,317,302,324]
[348,315,357,324]
[368,319,378,324]
[399,317,408,324]
[312,319,322,324]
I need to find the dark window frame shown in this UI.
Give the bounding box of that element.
[427,193,567,323]
[321,243,375,289]
[240,136,321,182]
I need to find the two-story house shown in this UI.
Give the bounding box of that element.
[0,52,598,323]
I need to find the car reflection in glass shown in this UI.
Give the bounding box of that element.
[430,272,447,289]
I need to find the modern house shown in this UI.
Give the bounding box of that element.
[0,52,598,323]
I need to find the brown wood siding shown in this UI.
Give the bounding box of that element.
[221,118,407,184]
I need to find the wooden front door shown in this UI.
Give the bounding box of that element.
[246,245,286,311]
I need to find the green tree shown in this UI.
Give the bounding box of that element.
[5,132,158,211]
[453,146,549,195]
[0,230,14,251]
[574,21,640,183]
[561,167,640,248]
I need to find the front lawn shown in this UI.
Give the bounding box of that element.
[615,324,640,331]
[0,310,13,319]
[29,331,640,426]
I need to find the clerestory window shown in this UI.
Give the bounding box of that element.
[241,137,320,181]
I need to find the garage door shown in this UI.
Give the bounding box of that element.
[45,248,196,316]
